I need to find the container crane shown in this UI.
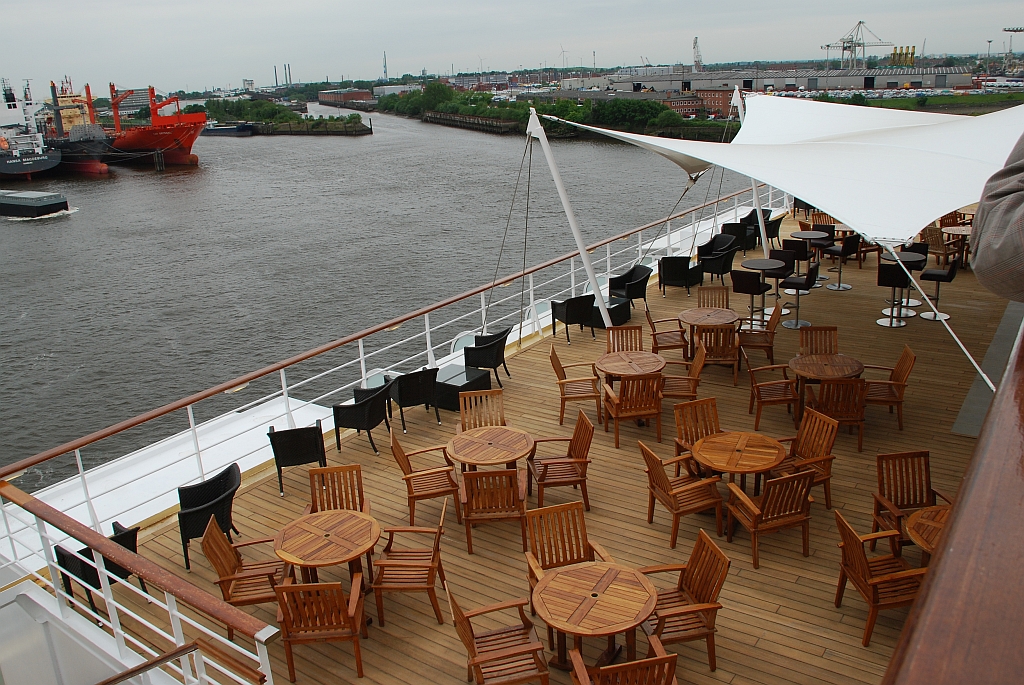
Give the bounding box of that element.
[692,37,703,72]
[821,21,893,69]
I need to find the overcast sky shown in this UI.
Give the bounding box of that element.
[3,0,1019,93]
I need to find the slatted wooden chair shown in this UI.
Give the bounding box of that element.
[569,634,677,685]
[726,470,814,569]
[871,451,954,553]
[307,464,375,578]
[275,579,368,681]
[458,389,507,434]
[742,349,800,430]
[371,497,448,627]
[864,345,916,430]
[834,510,927,647]
[549,346,602,426]
[696,285,729,309]
[639,529,730,671]
[644,306,688,358]
[661,342,706,405]
[390,432,461,525]
[604,373,663,448]
[605,325,645,353]
[639,441,723,547]
[460,469,529,554]
[200,516,292,641]
[806,378,867,451]
[445,582,549,685]
[672,397,724,477]
[768,409,839,508]
[798,325,838,356]
[923,224,958,266]
[528,410,594,509]
[810,210,839,225]
[695,323,740,385]
[737,304,781,367]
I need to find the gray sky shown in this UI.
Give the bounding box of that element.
[3,0,1019,93]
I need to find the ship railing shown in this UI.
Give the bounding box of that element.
[0,184,788,573]
[0,480,278,685]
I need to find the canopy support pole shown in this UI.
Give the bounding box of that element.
[750,180,771,259]
[527,108,612,327]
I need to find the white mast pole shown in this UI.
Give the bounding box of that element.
[734,87,771,258]
[527,108,612,327]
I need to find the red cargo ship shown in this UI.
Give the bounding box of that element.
[107,85,206,166]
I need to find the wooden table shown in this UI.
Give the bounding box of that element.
[788,353,865,421]
[943,225,971,267]
[691,432,786,493]
[275,510,381,584]
[532,562,657,671]
[595,350,666,378]
[678,308,739,357]
[445,426,535,469]
[907,504,951,562]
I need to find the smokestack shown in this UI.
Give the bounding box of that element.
[275,65,278,86]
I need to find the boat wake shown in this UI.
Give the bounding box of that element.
[4,206,79,221]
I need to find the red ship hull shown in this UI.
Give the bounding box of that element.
[109,120,205,165]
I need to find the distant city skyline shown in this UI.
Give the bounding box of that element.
[2,0,1017,93]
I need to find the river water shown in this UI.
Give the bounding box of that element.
[1,110,747,487]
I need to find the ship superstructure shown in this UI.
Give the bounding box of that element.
[0,79,61,178]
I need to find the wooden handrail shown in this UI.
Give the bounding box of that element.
[0,185,760,480]
[94,642,199,685]
[882,321,1024,683]
[0,480,275,641]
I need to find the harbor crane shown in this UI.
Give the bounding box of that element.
[692,37,703,72]
[821,21,893,69]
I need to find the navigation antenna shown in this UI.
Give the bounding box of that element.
[821,21,893,69]
[383,51,388,82]
[692,38,703,72]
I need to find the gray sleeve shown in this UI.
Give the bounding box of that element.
[971,131,1024,302]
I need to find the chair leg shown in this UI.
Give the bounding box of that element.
[182,537,191,571]
[352,633,365,677]
[754,403,763,430]
[647,491,655,523]
[707,633,718,671]
[857,423,864,452]
[750,531,759,569]
[824,481,832,509]
[374,587,386,627]
[669,513,680,549]
[335,425,341,452]
[400,405,407,433]
[519,517,528,552]
[558,400,566,425]
[503,361,511,378]
[366,429,379,455]
[408,499,416,525]
[862,606,880,647]
[277,468,284,497]
[834,569,848,607]
[284,642,296,682]
[464,519,474,554]
[537,485,544,508]
[580,481,590,511]
[494,368,503,388]
[427,587,444,624]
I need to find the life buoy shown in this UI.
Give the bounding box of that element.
[0,137,9,151]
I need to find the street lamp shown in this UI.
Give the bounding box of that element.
[987,40,993,73]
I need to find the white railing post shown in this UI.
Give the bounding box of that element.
[255,628,278,685]
[480,293,488,334]
[186,406,205,482]
[528,274,537,334]
[35,516,70,619]
[570,257,576,297]
[193,652,208,685]
[93,547,127,657]
[1,502,18,563]
[637,230,643,262]
[667,219,673,255]
[424,314,436,367]
[166,592,196,684]
[769,185,774,208]
[279,369,296,429]
[605,245,612,282]
[74,449,102,533]
[733,195,739,222]
[356,340,367,389]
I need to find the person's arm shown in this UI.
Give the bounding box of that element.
[971,132,1024,302]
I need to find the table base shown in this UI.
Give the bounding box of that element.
[783,288,810,296]
[920,311,950,321]
[549,630,630,671]
[763,306,791,316]
[899,298,922,307]
[882,307,916,318]
[826,283,852,291]
[782,319,811,329]
[876,317,907,328]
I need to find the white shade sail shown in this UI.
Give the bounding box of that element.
[549,95,1024,244]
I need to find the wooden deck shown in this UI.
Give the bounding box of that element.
[122,215,1006,685]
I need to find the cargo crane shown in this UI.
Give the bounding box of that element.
[692,37,703,72]
[821,21,893,69]
[1005,28,1023,74]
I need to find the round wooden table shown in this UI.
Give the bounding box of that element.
[906,505,951,561]
[275,510,381,584]
[595,351,666,378]
[445,426,535,468]
[678,308,739,357]
[691,432,786,492]
[533,562,657,671]
[788,353,864,421]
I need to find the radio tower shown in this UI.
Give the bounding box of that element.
[692,37,704,72]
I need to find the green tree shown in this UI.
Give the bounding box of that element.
[345,112,362,125]
[653,109,685,127]
[133,105,151,119]
[848,93,868,106]
[421,82,454,112]
[182,104,206,114]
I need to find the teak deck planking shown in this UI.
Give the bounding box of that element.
[101,213,1005,685]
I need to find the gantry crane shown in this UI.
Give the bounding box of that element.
[821,21,893,69]
[692,37,703,73]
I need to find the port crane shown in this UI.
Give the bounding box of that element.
[821,21,893,69]
[1005,28,1023,74]
[692,38,703,72]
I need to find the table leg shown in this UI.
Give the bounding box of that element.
[548,629,571,670]
[796,377,806,423]
[299,566,319,583]
[595,634,622,667]
[626,628,637,661]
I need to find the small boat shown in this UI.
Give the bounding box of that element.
[105,85,207,166]
[0,78,62,179]
[0,189,68,217]
[200,121,254,137]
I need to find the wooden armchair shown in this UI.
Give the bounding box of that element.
[806,378,867,451]
[871,451,953,553]
[275,579,368,680]
[726,470,814,569]
[662,342,705,404]
[604,373,663,448]
[834,511,927,647]
[737,304,781,366]
[644,306,688,358]
[371,497,448,627]
[923,224,958,266]
[695,323,740,385]
[307,464,374,579]
[672,397,724,476]
[200,516,292,641]
[696,285,729,309]
[639,529,730,671]
[742,349,800,430]
[798,326,838,356]
[864,345,915,430]
[769,409,839,508]
[639,441,723,547]
[458,388,507,433]
[390,432,461,525]
[528,410,594,509]
[549,345,602,426]
[445,583,550,685]
[569,634,676,685]
[460,469,529,554]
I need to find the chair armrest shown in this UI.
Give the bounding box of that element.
[525,552,545,582]
[348,573,362,617]
[403,465,455,481]
[872,492,905,522]
[727,482,760,516]
[862,365,895,372]
[557,377,599,385]
[932,488,954,505]
[382,526,437,535]
[663,361,695,370]
[404,445,450,458]
[859,530,901,543]
[603,384,619,403]
[868,567,928,585]
[670,476,720,496]
[469,642,545,667]
[216,569,278,587]
[231,537,276,549]
[589,541,614,563]
[637,563,687,575]
[663,454,692,466]
[562,361,599,372]
[568,650,592,685]
[793,454,834,468]
[533,437,572,444]
[751,364,792,374]
[652,602,722,619]
[373,559,431,569]
[464,597,531,618]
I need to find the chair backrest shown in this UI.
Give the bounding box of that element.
[791,409,839,461]
[475,326,513,347]
[201,515,242,580]
[606,325,645,353]
[730,269,763,296]
[839,233,860,256]
[764,216,784,239]
[876,451,936,510]
[938,212,960,228]
[276,582,358,635]
[444,583,478,658]
[308,464,366,513]
[673,397,721,448]
[811,211,838,225]
[890,345,916,385]
[759,471,814,524]
[549,345,568,382]
[688,342,707,380]
[696,286,730,309]
[525,502,593,571]
[465,332,510,369]
[684,529,731,605]
[459,389,506,431]
[390,432,415,476]
[695,324,737,360]
[178,462,241,511]
[391,367,439,407]
[768,249,795,270]
[658,256,696,284]
[268,421,326,469]
[797,220,812,233]
[812,224,836,239]
[560,293,596,325]
[900,242,929,257]
[782,239,809,261]
[834,510,872,584]
[706,248,739,276]
[643,306,660,334]
[462,470,524,516]
[922,225,947,250]
[763,302,782,334]
[639,441,673,497]
[616,374,663,413]
[814,379,866,421]
[877,262,910,289]
[578,639,677,685]
[567,410,596,460]
[798,326,838,356]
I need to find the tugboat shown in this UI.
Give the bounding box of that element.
[105,85,207,166]
[41,77,113,175]
[0,79,61,179]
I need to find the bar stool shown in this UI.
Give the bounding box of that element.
[919,256,960,321]
[877,263,910,328]
[782,239,810,295]
[897,243,929,306]
[731,269,772,330]
[823,234,860,291]
[763,249,794,315]
[780,262,818,329]
[809,225,836,282]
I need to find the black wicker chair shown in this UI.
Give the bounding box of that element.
[608,264,653,308]
[721,223,758,254]
[551,293,596,344]
[177,462,241,570]
[697,234,736,260]
[268,419,327,496]
[742,208,773,227]
[464,326,513,387]
[388,367,442,433]
[55,521,149,616]
[333,378,395,454]
[658,256,704,296]
[701,246,740,285]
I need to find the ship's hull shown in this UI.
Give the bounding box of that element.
[108,121,205,166]
[0,149,62,177]
[46,137,111,174]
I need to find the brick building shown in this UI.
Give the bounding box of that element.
[694,88,735,117]
[662,95,702,116]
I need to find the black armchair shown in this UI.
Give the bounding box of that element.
[700,246,740,284]
[658,256,703,296]
[333,378,395,454]
[742,208,773,226]
[177,463,240,570]
[608,264,653,308]
[552,293,596,344]
[464,326,513,387]
[55,521,150,616]
[697,234,736,260]
[268,419,327,497]
[388,367,442,432]
[721,223,758,254]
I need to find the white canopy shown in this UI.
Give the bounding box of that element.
[549,95,1024,244]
